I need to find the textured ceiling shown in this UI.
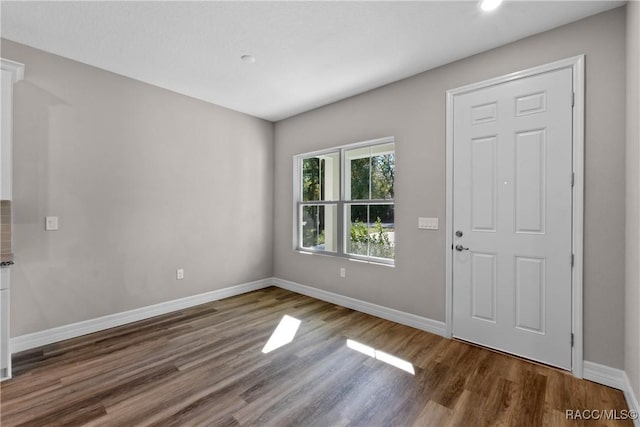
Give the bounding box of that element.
[0,1,625,121]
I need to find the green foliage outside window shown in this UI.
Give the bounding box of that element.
[302,157,321,201]
[350,154,395,200]
[349,217,394,259]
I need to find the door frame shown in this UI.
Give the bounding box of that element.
[444,55,585,378]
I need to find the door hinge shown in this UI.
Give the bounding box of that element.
[571,333,574,347]
[571,172,575,187]
[571,92,575,107]
[571,253,575,267]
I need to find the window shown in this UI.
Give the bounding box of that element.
[295,137,395,264]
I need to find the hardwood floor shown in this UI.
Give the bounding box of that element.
[0,287,632,426]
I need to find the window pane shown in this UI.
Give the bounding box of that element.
[346,204,395,260]
[346,143,395,201]
[300,204,337,252]
[301,152,339,201]
[350,157,370,200]
[346,204,369,256]
[346,146,370,200]
[368,204,395,260]
[302,157,320,201]
[371,152,394,200]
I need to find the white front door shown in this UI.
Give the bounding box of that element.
[452,67,574,370]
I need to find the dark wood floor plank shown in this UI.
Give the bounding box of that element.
[1,286,632,426]
[376,361,449,426]
[412,400,452,427]
[235,344,372,426]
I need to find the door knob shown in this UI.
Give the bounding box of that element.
[455,244,469,252]
[455,230,463,237]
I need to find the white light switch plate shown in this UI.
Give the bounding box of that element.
[418,217,438,230]
[45,216,59,231]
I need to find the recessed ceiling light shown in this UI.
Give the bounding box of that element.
[480,0,503,11]
[241,55,256,63]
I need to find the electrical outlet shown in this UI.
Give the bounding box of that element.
[340,267,346,278]
[176,269,184,280]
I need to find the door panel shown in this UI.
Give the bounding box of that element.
[515,91,547,116]
[471,102,498,124]
[471,136,497,232]
[514,256,545,333]
[515,129,546,234]
[452,67,573,370]
[471,253,497,322]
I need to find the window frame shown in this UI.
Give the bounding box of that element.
[293,136,395,265]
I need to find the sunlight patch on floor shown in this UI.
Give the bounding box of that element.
[262,315,301,353]
[346,339,415,374]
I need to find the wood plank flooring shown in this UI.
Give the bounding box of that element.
[0,287,632,426]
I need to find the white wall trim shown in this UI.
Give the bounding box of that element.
[584,361,631,390]
[584,361,640,426]
[445,55,585,378]
[272,277,447,337]
[10,278,273,354]
[445,88,454,340]
[624,377,640,427]
[570,55,586,379]
[0,58,25,82]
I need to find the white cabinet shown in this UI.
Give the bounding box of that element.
[1,69,13,200]
[0,276,9,380]
[1,58,24,382]
[1,62,22,200]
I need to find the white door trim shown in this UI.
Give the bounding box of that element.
[445,55,585,378]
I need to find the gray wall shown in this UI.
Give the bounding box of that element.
[274,7,627,368]
[625,1,640,402]
[2,7,631,371]
[1,39,274,337]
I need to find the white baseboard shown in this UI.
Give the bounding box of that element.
[10,278,273,354]
[584,361,640,426]
[623,375,640,427]
[584,361,629,390]
[272,277,447,337]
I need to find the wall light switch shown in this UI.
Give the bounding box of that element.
[45,216,59,231]
[418,217,438,230]
[176,269,184,280]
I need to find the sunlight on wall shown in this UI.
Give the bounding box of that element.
[261,315,301,353]
[346,339,415,374]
